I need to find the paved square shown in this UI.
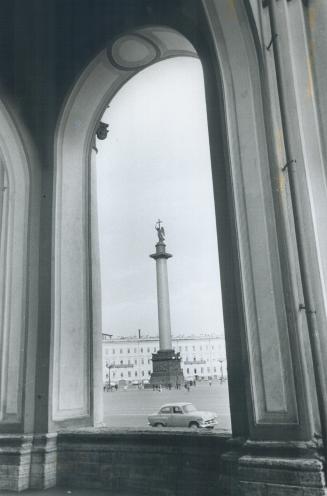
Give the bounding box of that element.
[103,380,231,431]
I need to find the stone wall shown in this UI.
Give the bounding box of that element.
[57,430,230,496]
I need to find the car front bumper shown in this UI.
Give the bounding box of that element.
[199,418,218,428]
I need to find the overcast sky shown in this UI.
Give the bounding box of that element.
[96,56,224,338]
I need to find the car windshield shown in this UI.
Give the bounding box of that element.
[183,404,197,413]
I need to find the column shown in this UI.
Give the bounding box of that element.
[149,222,184,388]
[151,241,173,350]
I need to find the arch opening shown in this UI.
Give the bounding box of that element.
[53,25,234,429]
[54,1,303,444]
[96,55,230,431]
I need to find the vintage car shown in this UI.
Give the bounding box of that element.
[148,402,218,429]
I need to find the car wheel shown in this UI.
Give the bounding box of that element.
[189,422,199,430]
[154,423,164,427]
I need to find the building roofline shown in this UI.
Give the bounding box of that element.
[102,334,225,343]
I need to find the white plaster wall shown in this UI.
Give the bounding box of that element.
[257,0,327,432]
[202,0,301,431]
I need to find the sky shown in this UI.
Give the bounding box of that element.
[96,56,225,338]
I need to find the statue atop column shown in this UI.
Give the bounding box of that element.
[155,219,165,243]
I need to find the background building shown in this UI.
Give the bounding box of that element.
[102,333,227,385]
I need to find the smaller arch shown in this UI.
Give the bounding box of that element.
[0,99,36,430]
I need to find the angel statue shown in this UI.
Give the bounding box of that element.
[155,219,165,242]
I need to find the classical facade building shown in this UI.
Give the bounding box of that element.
[102,334,227,384]
[1,1,327,494]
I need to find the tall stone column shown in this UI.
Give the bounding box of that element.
[150,239,173,350]
[149,221,183,388]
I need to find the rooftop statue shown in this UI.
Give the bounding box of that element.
[155,219,165,243]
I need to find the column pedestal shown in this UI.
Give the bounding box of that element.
[150,350,184,388]
[149,235,184,388]
[220,440,326,496]
[0,433,57,491]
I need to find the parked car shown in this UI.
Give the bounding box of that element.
[148,402,218,429]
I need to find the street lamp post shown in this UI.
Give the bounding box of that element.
[105,362,113,390]
[218,359,224,384]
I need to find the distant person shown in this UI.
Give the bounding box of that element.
[209,379,212,386]
[158,384,162,392]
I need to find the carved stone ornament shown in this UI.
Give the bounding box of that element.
[96,121,109,140]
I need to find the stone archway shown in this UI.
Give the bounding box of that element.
[53,2,314,445]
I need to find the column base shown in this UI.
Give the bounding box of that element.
[0,434,33,491]
[30,433,57,489]
[150,349,184,388]
[220,440,326,496]
[0,433,57,491]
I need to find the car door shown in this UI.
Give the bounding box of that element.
[171,406,185,427]
[158,406,172,425]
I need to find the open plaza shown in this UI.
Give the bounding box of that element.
[103,380,231,431]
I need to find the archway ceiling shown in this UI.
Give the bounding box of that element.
[107,26,197,71]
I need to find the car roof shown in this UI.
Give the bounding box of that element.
[160,402,193,408]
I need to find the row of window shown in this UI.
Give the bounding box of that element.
[107,358,151,366]
[110,370,151,378]
[106,347,157,355]
[178,345,216,352]
[104,344,221,355]
[186,367,216,374]
[106,357,225,367]
[107,366,218,379]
